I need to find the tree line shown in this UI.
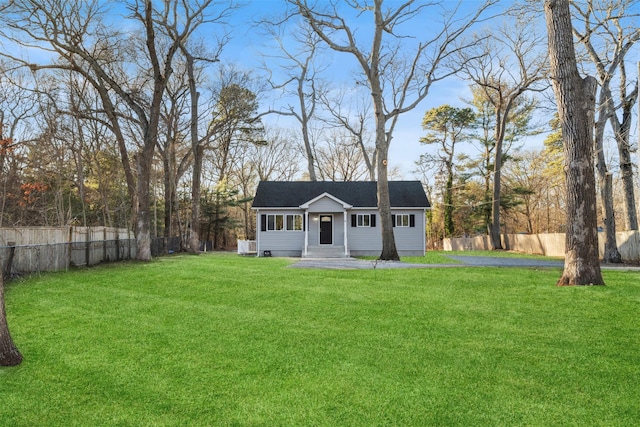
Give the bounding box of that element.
[0,0,637,267]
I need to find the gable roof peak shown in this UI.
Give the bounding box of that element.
[299,192,353,209]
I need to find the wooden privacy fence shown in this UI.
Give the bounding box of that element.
[444,231,640,263]
[1,227,136,277]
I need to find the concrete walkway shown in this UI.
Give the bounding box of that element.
[290,255,640,271]
[290,257,441,270]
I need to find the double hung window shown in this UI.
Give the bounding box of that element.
[262,214,303,231]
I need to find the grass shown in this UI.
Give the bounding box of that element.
[358,249,564,264]
[357,250,459,264]
[2,253,639,426]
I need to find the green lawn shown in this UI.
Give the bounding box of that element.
[2,253,639,426]
[359,249,564,264]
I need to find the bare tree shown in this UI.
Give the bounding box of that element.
[319,88,376,181]
[0,0,22,362]
[594,77,623,262]
[458,16,549,249]
[0,67,38,227]
[157,69,191,248]
[260,22,326,181]
[249,127,302,182]
[315,128,373,181]
[291,0,497,260]
[1,0,223,260]
[572,0,639,232]
[503,149,559,234]
[571,0,639,262]
[545,0,605,286]
[169,2,232,254]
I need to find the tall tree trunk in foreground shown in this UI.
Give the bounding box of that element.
[0,272,22,366]
[545,0,604,286]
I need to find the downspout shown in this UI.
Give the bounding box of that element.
[255,209,260,257]
[304,210,309,257]
[344,210,349,257]
[423,208,427,256]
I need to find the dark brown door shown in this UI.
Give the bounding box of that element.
[319,215,333,245]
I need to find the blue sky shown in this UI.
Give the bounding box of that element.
[216,0,556,178]
[9,0,634,179]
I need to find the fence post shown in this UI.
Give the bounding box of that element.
[115,229,120,261]
[3,242,16,281]
[68,226,73,269]
[85,227,91,267]
[103,227,108,263]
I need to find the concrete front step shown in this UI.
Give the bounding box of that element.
[304,245,348,258]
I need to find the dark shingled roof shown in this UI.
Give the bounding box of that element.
[252,181,430,208]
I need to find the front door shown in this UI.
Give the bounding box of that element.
[319,215,333,245]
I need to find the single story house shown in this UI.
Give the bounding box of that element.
[251,181,430,257]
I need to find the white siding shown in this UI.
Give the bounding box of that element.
[257,210,305,256]
[347,209,425,256]
[306,196,345,213]
[347,210,382,252]
[255,206,425,257]
[391,210,425,252]
[334,214,345,246]
[308,214,319,246]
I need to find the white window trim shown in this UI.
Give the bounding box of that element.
[395,214,410,227]
[286,214,304,231]
[357,214,371,227]
[267,214,283,231]
[267,213,303,232]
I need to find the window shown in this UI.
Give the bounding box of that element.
[351,214,376,227]
[392,214,416,228]
[357,214,370,227]
[267,214,284,231]
[395,214,410,227]
[262,214,303,232]
[286,214,303,231]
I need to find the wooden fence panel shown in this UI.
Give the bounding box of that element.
[0,227,136,276]
[445,231,640,262]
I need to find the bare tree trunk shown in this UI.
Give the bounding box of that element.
[162,139,176,250]
[190,145,203,253]
[300,86,317,181]
[444,170,454,238]
[489,135,503,250]
[545,0,605,286]
[0,272,22,366]
[594,87,622,263]
[186,52,202,254]
[135,147,154,261]
[377,142,399,261]
[614,85,638,230]
[572,0,639,231]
